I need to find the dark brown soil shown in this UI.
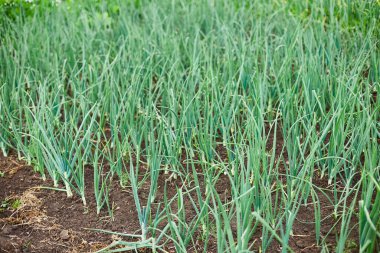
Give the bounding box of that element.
[0,148,359,252]
[0,151,222,253]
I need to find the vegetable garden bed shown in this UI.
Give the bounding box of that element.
[1,0,379,252]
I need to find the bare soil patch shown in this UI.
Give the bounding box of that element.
[0,149,359,252]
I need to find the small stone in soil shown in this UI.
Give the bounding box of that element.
[296,239,306,249]
[59,230,70,240]
[296,239,309,248]
[2,225,14,234]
